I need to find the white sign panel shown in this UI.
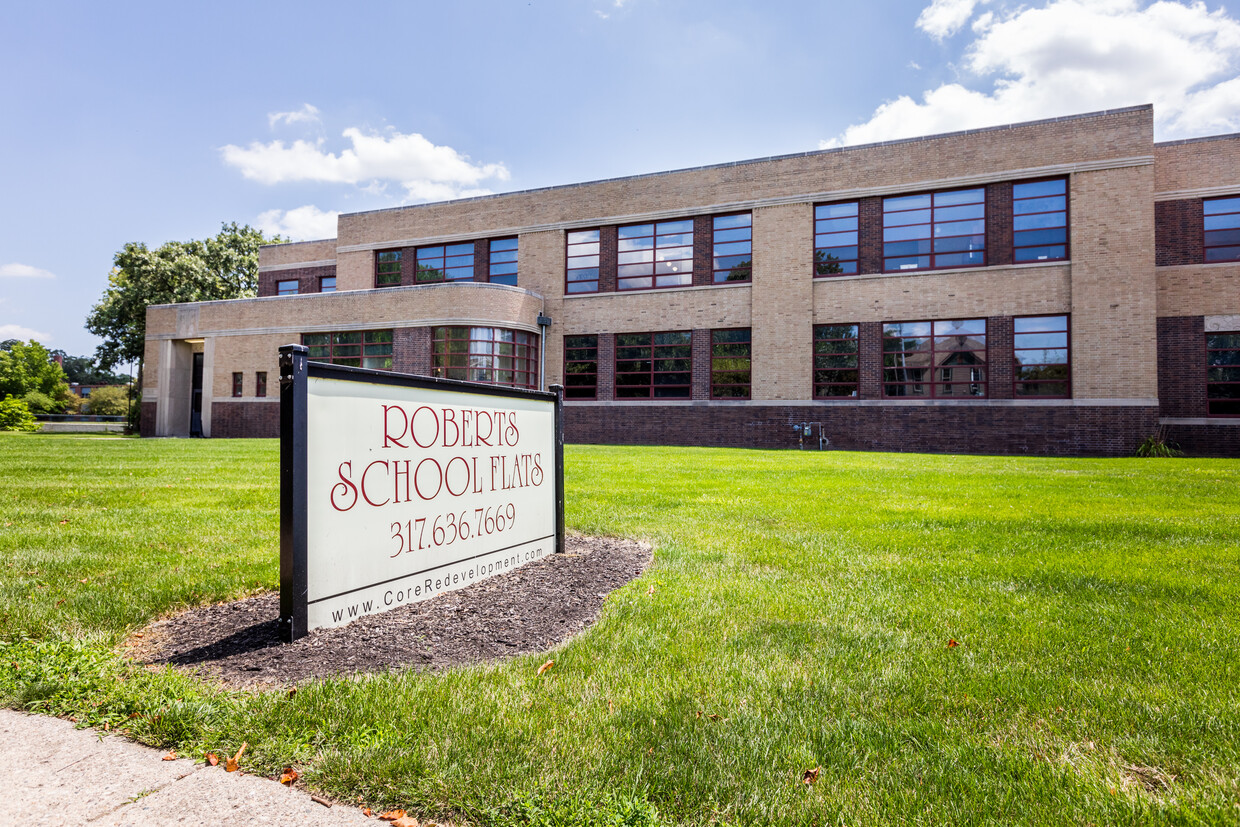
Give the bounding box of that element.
[279,346,562,639]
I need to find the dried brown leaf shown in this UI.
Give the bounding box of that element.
[205,752,219,766]
[947,639,959,648]
[537,660,554,675]
[802,766,821,785]
[379,810,407,821]
[392,818,420,827]
[161,750,177,761]
[280,766,300,785]
[225,741,247,772]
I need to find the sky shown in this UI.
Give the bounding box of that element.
[3,0,1240,361]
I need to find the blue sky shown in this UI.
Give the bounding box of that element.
[3,0,1240,361]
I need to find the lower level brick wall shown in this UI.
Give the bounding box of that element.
[1157,315,1206,418]
[210,400,280,438]
[564,403,1161,457]
[1162,423,1240,457]
[139,402,157,438]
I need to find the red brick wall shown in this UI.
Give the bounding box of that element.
[394,327,433,376]
[1155,199,1202,266]
[598,225,618,294]
[1157,315,1206,417]
[693,216,713,287]
[258,265,336,297]
[986,182,1014,267]
[139,402,157,437]
[857,197,883,274]
[211,401,280,437]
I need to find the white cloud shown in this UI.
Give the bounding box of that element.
[917,0,988,39]
[824,0,1240,147]
[222,126,509,202]
[268,104,321,129]
[256,205,341,241]
[0,263,55,279]
[0,324,52,342]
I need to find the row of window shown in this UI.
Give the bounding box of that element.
[277,276,335,296]
[231,371,268,398]
[374,238,519,289]
[563,316,1071,400]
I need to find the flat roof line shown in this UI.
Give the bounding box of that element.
[1155,131,1240,147]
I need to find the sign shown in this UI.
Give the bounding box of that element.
[278,345,564,641]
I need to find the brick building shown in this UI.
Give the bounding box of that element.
[142,105,1240,456]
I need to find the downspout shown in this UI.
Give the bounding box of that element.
[537,313,553,390]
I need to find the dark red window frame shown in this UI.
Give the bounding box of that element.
[563,334,598,400]
[255,371,267,398]
[432,326,538,389]
[276,279,299,296]
[883,188,986,273]
[302,330,394,370]
[710,328,751,399]
[712,213,752,283]
[1203,196,1240,263]
[1012,178,1069,263]
[883,319,988,398]
[489,237,519,286]
[813,324,860,398]
[319,276,336,292]
[566,229,601,294]
[617,220,694,291]
[1013,314,1070,398]
[416,243,474,283]
[614,331,691,399]
[814,202,859,276]
[231,372,243,397]
[375,250,402,287]
[1207,330,1240,416]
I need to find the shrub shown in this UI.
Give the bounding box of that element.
[85,384,130,416]
[23,390,61,415]
[1136,427,1184,458]
[0,396,39,432]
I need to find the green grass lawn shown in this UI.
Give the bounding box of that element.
[1,432,1238,825]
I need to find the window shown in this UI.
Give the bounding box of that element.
[883,188,985,272]
[303,330,394,370]
[255,371,267,398]
[566,230,600,294]
[814,202,859,275]
[232,372,243,397]
[376,250,402,287]
[277,280,299,296]
[1203,196,1240,262]
[617,220,693,290]
[1013,179,1068,262]
[711,329,751,398]
[432,327,538,388]
[713,214,752,283]
[319,276,336,292]
[615,331,691,398]
[1014,315,1070,397]
[564,335,598,399]
[813,325,860,397]
[416,243,474,283]
[1207,330,1240,416]
[883,319,987,397]
[489,237,519,285]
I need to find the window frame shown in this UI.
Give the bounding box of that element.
[231,372,243,398]
[613,330,692,399]
[255,371,267,398]
[375,250,402,287]
[1013,314,1071,398]
[710,328,752,399]
[812,324,861,399]
[415,242,475,284]
[319,276,336,293]
[616,220,694,291]
[882,187,986,273]
[302,330,394,371]
[882,318,988,398]
[1207,329,1240,417]
[563,334,599,400]
[814,201,860,277]
[566,229,601,294]
[712,213,752,284]
[431,326,539,389]
[1012,177,1069,263]
[488,237,519,286]
[1203,196,1240,263]
[276,279,299,296]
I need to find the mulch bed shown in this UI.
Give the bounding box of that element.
[132,535,651,689]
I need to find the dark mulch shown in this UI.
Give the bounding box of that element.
[132,535,651,689]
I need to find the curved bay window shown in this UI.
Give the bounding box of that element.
[432,326,538,389]
[883,319,987,397]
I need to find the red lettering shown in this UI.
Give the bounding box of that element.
[476,410,493,446]
[461,409,473,447]
[383,405,408,448]
[410,406,440,448]
[507,412,519,444]
[331,462,358,511]
[393,459,411,503]
[442,407,459,447]
[413,457,443,500]
[361,460,390,507]
[532,452,544,486]
[444,456,471,497]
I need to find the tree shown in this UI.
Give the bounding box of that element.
[86,223,282,371]
[84,384,129,416]
[49,350,128,386]
[0,340,70,402]
[0,396,39,432]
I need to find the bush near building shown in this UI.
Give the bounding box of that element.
[0,396,39,431]
[84,384,129,416]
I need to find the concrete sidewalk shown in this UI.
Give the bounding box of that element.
[0,709,375,826]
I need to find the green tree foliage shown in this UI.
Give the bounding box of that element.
[0,396,39,432]
[49,350,128,386]
[0,340,70,402]
[86,223,282,371]
[84,385,130,417]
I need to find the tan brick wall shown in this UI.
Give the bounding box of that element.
[209,333,289,402]
[337,250,373,291]
[337,109,1153,249]
[812,265,1071,323]
[751,203,814,399]
[1069,165,1158,398]
[258,239,337,268]
[1155,136,1240,193]
[520,231,565,386]
[1157,263,1240,316]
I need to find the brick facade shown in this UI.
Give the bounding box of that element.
[1157,315,1206,418]
[211,401,280,438]
[1155,199,1202,266]
[258,265,336,298]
